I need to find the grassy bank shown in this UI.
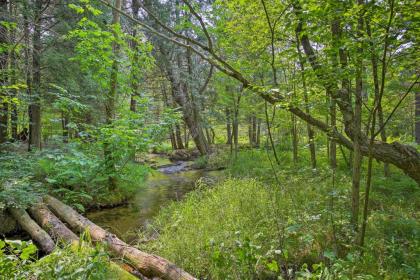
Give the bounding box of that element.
[139,147,419,279]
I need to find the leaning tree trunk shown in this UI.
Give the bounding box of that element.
[8,208,55,253]
[45,195,196,280]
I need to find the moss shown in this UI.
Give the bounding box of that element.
[0,210,17,235]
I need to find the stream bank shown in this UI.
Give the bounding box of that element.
[87,158,224,242]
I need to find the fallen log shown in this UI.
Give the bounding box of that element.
[29,204,78,243]
[8,208,55,253]
[44,195,196,280]
[28,203,141,279]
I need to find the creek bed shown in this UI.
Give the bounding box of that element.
[87,161,223,242]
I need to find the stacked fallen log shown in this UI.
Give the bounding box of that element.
[44,195,196,280]
[28,204,78,243]
[6,196,196,280]
[8,204,138,279]
[8,207,55,253]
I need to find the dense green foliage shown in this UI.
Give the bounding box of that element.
[140,148,419,279]
[0,237,136,280]
[0,0,419,278]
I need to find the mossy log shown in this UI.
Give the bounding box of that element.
[8,208,55,253]
[44,195,196,280]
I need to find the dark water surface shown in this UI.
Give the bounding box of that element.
[87,163,222,242]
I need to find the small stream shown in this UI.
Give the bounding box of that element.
[87,159,223,242]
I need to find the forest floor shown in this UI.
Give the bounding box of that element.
[1,142,419,279]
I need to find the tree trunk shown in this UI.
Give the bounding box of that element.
[329,93,337,169]
[130,0,140,113]
[226,108,232,144]
[175,124,184,149]
[104,0,122,190]
[172,82,208,154]
[265,101,280,164]
[29,0,43,150]
[291,112,298,164]
[170,129,177,150]
[8,208,55,253]
[296,33,316,169]
[184,123,189,148]
[45,195,196,280]
[0,0,8,144]
[416,91,420,144]
[256,118,261,147]
[185,48,208,154]
[205,127,212,145]
[248,116,253,146]
[233,105,239,155]
[291,83,298,163]
[252,115,257,147]
[351,2,364,230]
[9,1,18,140]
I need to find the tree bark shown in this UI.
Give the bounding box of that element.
[416,91,420,144]
[29,204,78,243]
[8,208,55,253]
[130,0,140,113]
[45,195,196,280]
[104,0,122,189]
[256,118,261,147]
[0,0,8,144]
[295,33,316,169]
[175,124,184,149]
[9,0,18,140]
[184,123,189,148]
[351,0,365,230]
[29,0,43,150]
[226,108,232,144]
[170,129,177,150]
[265,101,280,165]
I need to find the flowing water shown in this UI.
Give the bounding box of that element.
[87,159,223,242]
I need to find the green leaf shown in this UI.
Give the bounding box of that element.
[20,243,37,260]
[267,260,279,272]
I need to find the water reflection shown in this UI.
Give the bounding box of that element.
[87,167,222,242]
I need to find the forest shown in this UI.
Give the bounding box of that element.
[0,0,419,279]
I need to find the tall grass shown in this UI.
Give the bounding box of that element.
[140,147,419,279]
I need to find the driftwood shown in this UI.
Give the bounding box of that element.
[44,195,196,280]
[8,208,55,253]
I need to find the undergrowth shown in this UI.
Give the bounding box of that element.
[0,237,135,280]
[139,147,419,279]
